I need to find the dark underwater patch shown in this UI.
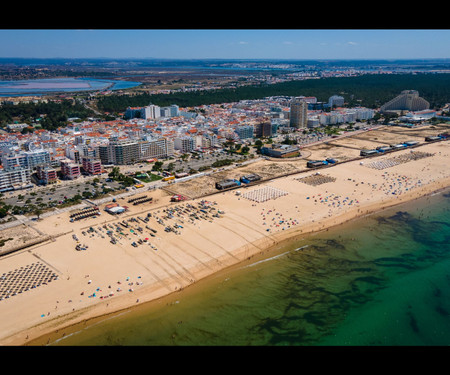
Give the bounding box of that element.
[350,267,375,273]
[303,311,327,326]
[390,211,413,223]
[435,305,449,317]
[407,311,420,333]
[308,238,347,253]
[325,239,346,250]
[353,276,384,286]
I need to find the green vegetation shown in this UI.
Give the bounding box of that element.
[96,73,450,114]
[107,166,135,187]
[2,73,449,130]
[0,237,13,247]
[135,172,162,183]
[0,99,96,130]
[151,161,164,172]
[211,159,235,168]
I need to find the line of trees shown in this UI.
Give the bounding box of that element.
[95,73,450,114]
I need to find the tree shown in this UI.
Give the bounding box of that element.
[33,208,43,220]
[152,161,164,171]
[166,162,175,172]
[108,166,121,179]
[0,207,8,218]
[254,139,263,147]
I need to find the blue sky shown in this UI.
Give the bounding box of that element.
[1,29,449,60]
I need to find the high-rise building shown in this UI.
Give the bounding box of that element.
[380,90,430,113]
[142,104,161,120]
[125,104,161,120]
[0,150,50,171]
[204,133,218,147]
[98,144,110,166]
[174,137,195,153]
[139,137,174,159]
[235,125,254,139]
[23,150,51,170]
[167,104,180,117]
[328,95,345,108]
[289,97,308,129]
[107,140,140,165]
[255,122,272,138]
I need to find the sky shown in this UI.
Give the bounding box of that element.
[0,29,449,60]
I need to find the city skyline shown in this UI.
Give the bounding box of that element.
[0,29,449,60]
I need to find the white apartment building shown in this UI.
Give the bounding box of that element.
[1,154,28,170]
[141,104,161,120]
[319,107,374,125]
[139,137,174,160]
[174,136,195,153]
[23,150,51,170]
[125,104,179,120]
[328,95,345,108]
[0,166,32,191]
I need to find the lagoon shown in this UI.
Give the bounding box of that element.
[0,77,141,97]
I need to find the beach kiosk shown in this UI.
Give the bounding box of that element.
[105,204,126,215]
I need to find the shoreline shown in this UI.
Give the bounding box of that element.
[23,181,450,346]
[0,142,449,346]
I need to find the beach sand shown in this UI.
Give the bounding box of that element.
[0,140,449,346]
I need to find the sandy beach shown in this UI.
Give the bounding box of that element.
[0,137,449,345]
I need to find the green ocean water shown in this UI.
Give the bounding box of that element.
[50,188,450,346]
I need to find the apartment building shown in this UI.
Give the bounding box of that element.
[60,160,81,180]
[0,166,32,191]
[139,137,174,160]
[23,150,51,170]
[235,125,254,139]
[380,90,430,113]
[36,165,58,185]
[255,122,272,138]
[289,97,308,129]
[328,95,345,108]
[141,104,161,120]
[125,104,179,120]
[174,136,195,153]
[1,154,28,170]
[106,140,140,165]
[81,157,102,175]
[319,107,374,125]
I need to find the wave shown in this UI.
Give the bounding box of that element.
[242,245,309,269]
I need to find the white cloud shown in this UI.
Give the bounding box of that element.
[347,41,358,45]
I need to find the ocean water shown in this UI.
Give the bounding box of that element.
[48,188,450,346]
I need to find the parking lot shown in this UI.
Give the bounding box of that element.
[2,176,124,213]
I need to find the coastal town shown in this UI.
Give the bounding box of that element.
[0,86,447,222]
[0,57,449,345]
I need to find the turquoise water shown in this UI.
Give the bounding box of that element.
[50,188,450,346]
